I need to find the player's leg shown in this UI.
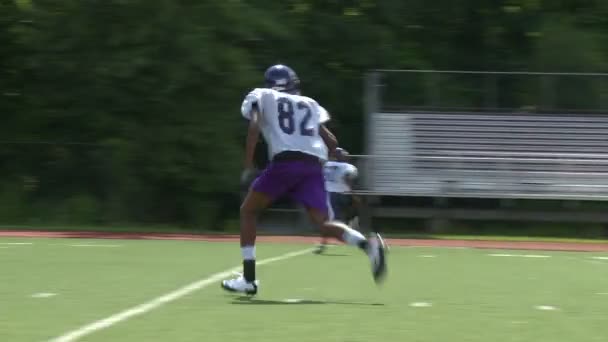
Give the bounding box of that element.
[308,207,368,252]
[313,192,337,254]
[307,207,387,282]
[221,163,289,295]
[221,189,272,295]
[293,165,387,282]
[241,190,271,275]
[349,215,360,230]
[345,194,360,230]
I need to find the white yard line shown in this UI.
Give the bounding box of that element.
[0,242,33,245]
[49,247,315,342]
[31,292,57,298]
[409,302,433,308]
[535,305,559,311]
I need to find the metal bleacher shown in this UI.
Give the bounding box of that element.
[364,111,608,201]
[357,70,608,225]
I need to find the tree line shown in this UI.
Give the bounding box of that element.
[1,0,606,228]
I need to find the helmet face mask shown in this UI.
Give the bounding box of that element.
[264,64,300,94]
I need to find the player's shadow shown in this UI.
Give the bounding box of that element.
[316,252,350,257]
[232,296,384,306]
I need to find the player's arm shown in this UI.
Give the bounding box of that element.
[344,166,361,209]
[344,172,362,225]
[319,124,338,156]
[244,106,260,170]
[344,165,359,189]
[240,90,263,185]
[317,105,338,156]
[343,172,356,190]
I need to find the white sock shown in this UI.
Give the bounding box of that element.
[241,246,256,260]
[342,226,366,248]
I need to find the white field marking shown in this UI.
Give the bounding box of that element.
[49,247,315,342]
[596,292,608,295]
[488,253,551,258]
[418,255,437,258]
[591,256,608,260]
[31,293,57,298]
[586,260,606,266]
[69,244,122,248]
[284,298,304,303]
[535,305,558,311]
[409,302,432,308]
[0,242,33,245]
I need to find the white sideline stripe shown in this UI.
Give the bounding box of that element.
[488,253,551,258]
[521,254,551,258]
[49,247,315,342]
[0,242,33,245]
[591,256,608,260]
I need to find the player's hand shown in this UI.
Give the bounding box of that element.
[240,168,259,188]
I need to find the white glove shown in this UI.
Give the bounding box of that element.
[240,168,259,188]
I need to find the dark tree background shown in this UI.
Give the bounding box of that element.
[1,0,606,228]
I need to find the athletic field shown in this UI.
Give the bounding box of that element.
[1,232,607,342]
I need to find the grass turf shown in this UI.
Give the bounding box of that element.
[1,237,607,342]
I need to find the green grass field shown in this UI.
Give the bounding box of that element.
[1,237,607,342]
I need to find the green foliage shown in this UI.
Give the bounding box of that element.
[1,0,608,228]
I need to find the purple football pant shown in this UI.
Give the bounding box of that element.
[251,160,329,216]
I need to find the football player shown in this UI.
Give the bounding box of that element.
[221,65,387,295]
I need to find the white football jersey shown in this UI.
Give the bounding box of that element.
[241,88,329,160]
[323,161,358,193]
